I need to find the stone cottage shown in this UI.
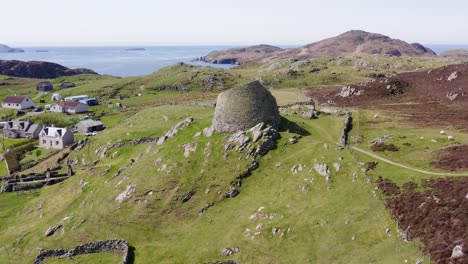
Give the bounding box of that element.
[39,127,74,149]
[37,82,53,92]
[2,95,35,110]
[3,120,42,139]
[60,82,75,89]
[213,81,280,133]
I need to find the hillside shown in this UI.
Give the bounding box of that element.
[441,49,468,58]
[0,59,467,263]
[0,44,24,53]
[307,63,468,129]
[0,60,97,79]
[193,45,282,64]
[198,30,436,64]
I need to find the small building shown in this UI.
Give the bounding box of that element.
[64,95,89,102]
[79,98,98,106]
[39,127,74,149]
[3,120,42,139]
[51,93,62,101]
[37,82,53,92]
[60,82,75,89]
[49,101,88,114]
[2,95,35,110]
[74,119,104,133]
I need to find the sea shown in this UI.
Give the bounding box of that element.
[0,44,467,78]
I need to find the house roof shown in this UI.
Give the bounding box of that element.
[65,95,89,100]
[76,119,103,127]
[58,101,81,108]
[38,82,53,86]
[40,127,69,138]
[3,95,30,104]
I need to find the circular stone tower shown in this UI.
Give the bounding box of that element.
[213,81,280,133]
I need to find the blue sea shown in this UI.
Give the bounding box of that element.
[0,45,467,77]
[0,46,239,77]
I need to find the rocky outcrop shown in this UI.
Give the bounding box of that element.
[0,60,97,79]
[213,81,280,133]
[0,44,24,53]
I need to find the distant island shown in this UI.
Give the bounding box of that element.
[126,48,146,51]
[0,60,97,78]
[195,30,437,64]
[36,49,49,53]
[0,43,24,53]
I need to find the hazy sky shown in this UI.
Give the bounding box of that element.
[2,0,468,46]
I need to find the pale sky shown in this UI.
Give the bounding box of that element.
[2,0,468,46]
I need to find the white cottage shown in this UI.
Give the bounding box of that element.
[2,95,35,110]
[39,127,74,149]
[49,101,88,114]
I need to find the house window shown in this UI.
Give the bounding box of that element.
[56,141,59,145]
[42,140,46,144]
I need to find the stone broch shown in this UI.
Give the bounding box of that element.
[213,81,280,133]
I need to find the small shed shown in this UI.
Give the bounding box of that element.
[74,119,104,133]
[60,82,76,89]
[79,98,98,106]
[37,82,53,92]
[51,93,62,101]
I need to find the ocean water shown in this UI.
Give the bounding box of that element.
[0,45,467,77]
[0,46,238,77]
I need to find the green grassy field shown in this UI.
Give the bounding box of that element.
[0,56,464,263]
[0,105,431,263]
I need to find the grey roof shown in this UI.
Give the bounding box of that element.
[76,119,103,127]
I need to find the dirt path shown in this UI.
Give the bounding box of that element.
[350,146,468,176]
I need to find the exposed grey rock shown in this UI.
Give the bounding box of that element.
[213,81,280,133]
[446,92,461,101]
[370,135,392,144]
[338,86,363,97]
[333,163,341,172]
[225,189,239,198]
[451,245,465,258]
[183,142,198,157]
[45,225,62,237]
[221,247,240,256]
[203,126,215,137]
[252,131,262,143]
[338,115,353,148]
[156,136,166,145]
[115,184,136,202]
[447,71,458,81]
[289,136,299,144]
[314,163,329,177]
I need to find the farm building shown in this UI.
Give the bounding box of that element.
[79,98,98,106]
[37,82,53,92]
[64,95,89,102]
[49,101,88,114]
[74,119,104,133]
[39,126,74,149]
[2,95,35,110]
[51,93,62,101]
[60,82,76,89]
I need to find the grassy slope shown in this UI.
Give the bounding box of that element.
[0,105,428,263]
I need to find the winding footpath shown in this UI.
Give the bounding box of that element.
[350,146,468,177]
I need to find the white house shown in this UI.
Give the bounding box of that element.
[39,127,74,149]
[49,101,88,114]
[2,95,35,110]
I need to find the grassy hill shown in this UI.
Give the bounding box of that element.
[0,56,466,263]
[0,104,433,263]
